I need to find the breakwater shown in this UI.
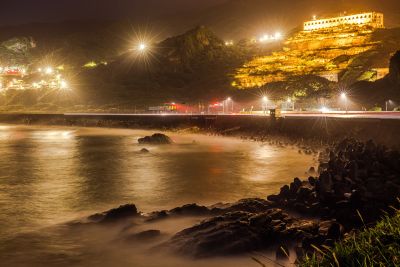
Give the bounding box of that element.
[0,113,399,146]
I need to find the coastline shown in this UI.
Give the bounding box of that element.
[71,137,400,265]
[1,121,399,265]
[1,113,400,148]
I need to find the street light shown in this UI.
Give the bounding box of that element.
[385,100,393,111]
[287,97,294,111]
[262,96,269,114]
[60,80,69,90]
[274,32,282,40]
[225,97,233,113]
[45,67,53,75]
[341,93,348,113]
[138,43,147,52]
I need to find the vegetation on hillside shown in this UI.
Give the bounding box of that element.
[351,50,400,107]
[233,25,400,90]
[0,21,399,111]
[79,26,249,107]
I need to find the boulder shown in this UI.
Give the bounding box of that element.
[145,210,168,222]
[166,211,275,257]
[88,204,139,223]
[169,204,210,216]
[267,194,281,202]
[138,133,173,144]
[327,222,342,240]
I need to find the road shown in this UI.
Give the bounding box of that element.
[282,111,400,119]
[64,111,400,120]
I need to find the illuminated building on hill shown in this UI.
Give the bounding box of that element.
[304,12,384,31]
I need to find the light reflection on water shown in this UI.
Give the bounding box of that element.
[0,125,316,266]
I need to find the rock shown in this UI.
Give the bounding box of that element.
[138,133,172,144]
[99,204,139,223]
[296,187,312,202]
[327,222,342,240]
[279,185,290,198]
[308,167,316,175]
[318,220,335,236]
[126,230,161,242]
[169,204,210,216]
[140,148,150,153]
[87,213,105,222]
[166,211,274,257]
[293,202,309,213]
[267,209,286,220]
[164,208,294,258]
[267,194,281,202]
[318,171,333,193]
[290,178,302,194]
[248,212,272,227]
[308,176,316,186]
[146,210,168,222]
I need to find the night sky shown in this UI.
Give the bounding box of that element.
[0,0,399,36]
[0,0,225,26]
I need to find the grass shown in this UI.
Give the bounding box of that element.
[300,208,400,267]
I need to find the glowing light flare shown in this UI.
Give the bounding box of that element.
[45,67,53,75]
[32,82,40,89]
[320,106,329,113]
[341,92,347,99]
[224,41,234,46]
[258,32,283,43]
[60,80,69,90]
[137,43,147,52]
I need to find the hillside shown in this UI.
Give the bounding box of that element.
[77,26,249,107]
[351,50,400,107]
[233,25,400,94]
[0,14,399,111]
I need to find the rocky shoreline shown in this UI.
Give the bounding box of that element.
[74,138,400,263]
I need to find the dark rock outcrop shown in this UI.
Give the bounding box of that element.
[166,209,289,257]
[84,139,400,262]
[138,133,173,144]
[169,204,210,216]
[163,138,400,258]
[88,204,139,223]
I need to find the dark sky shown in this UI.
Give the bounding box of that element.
[0,0,398,36]
[0,0,226,26]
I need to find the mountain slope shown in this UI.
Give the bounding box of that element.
[79,26,247,107]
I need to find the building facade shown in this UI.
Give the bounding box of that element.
[304,12,384,31]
